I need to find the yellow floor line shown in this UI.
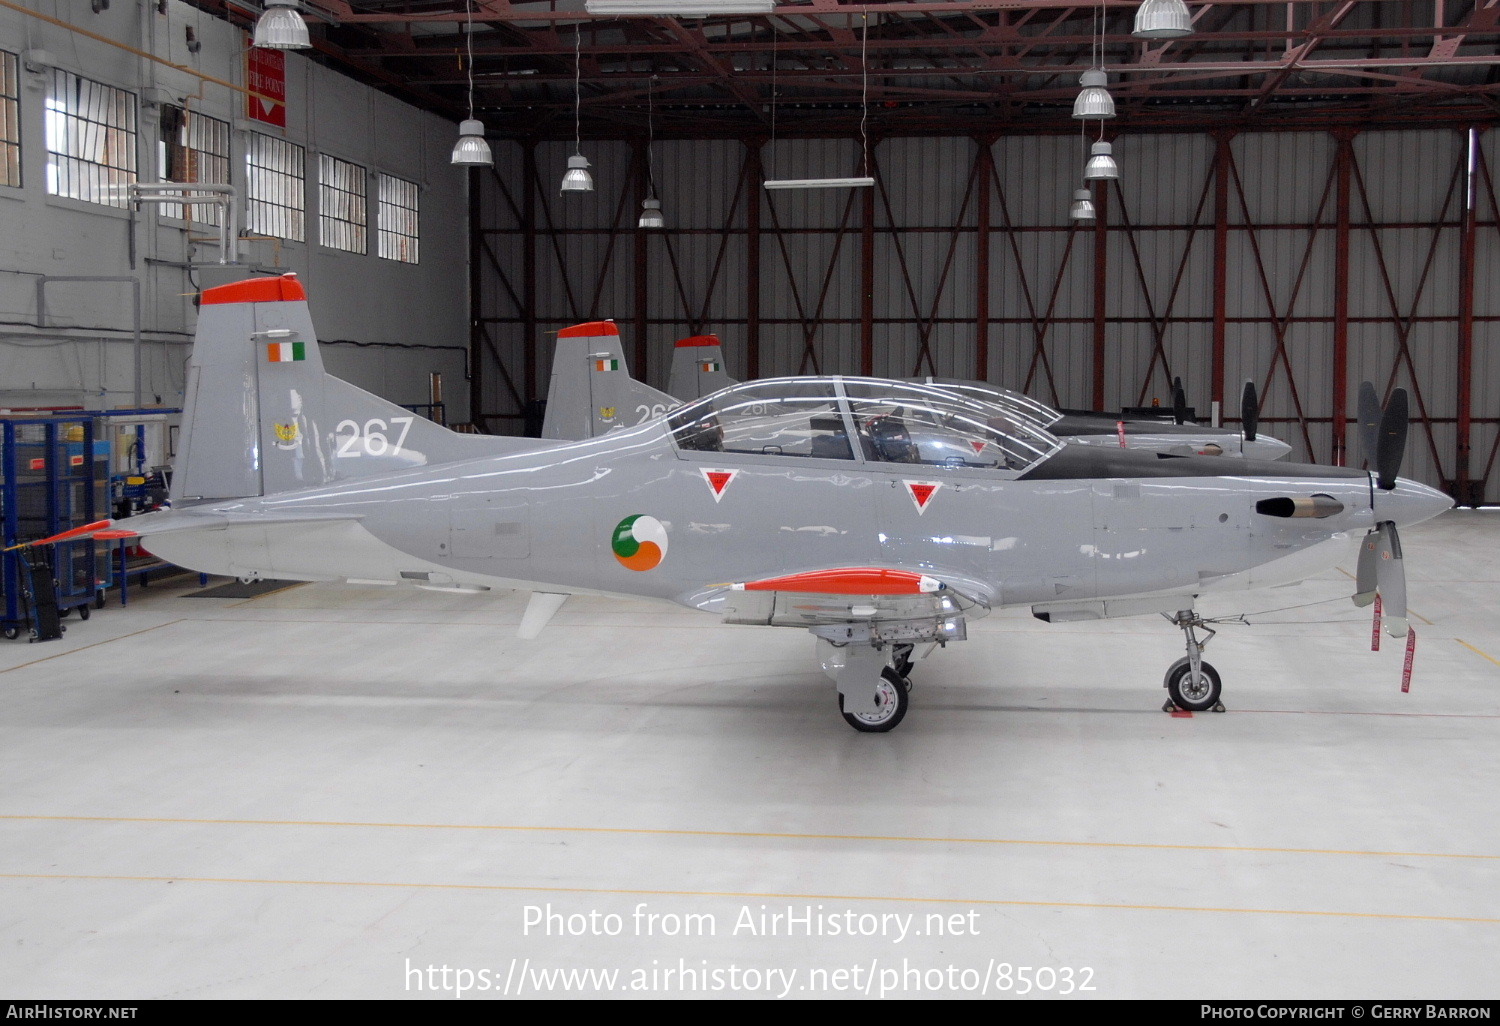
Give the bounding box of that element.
[1455,638,1500,669]
[2,814,1494,862]
[0,621,185,675]
[0,871,1494,925]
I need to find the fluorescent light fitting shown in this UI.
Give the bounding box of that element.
[585,0,775,14]
[763,177,875,190]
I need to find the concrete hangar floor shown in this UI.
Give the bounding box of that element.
[0,511,1495,1001]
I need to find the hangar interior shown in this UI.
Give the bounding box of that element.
[0,0,1498,1000]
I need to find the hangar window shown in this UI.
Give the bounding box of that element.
[44,69,137,207]
[1,50,18,188]
[669,380,853,460]
[157,105,230,225]
[376,173,419,263]
[246,132,305,242]
[319,153,367,254]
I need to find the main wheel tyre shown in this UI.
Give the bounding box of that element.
[839,667,910,733]
[1166,661,1222,712]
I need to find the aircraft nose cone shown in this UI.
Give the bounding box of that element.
[1376,478,1454,528]
[1246,436,1293,461]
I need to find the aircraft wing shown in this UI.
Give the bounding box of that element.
[26,508,362,545]
[688,566,994,637]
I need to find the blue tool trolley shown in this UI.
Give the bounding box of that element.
[1,415,107,637]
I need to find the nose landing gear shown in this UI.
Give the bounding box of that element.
[1163,610,1226,713]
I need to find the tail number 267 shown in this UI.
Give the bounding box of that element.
[335,416,415,457]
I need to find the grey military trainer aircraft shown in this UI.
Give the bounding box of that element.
[35,276,1451,732]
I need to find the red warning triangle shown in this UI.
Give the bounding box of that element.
[904,480,942,514]
[700,467,739,503]
[970,440,987,453]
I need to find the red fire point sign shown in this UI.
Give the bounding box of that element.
[247,44,287,128]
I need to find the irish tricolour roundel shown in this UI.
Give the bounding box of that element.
[611,514,668,571]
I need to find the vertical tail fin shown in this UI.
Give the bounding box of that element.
[172,274,509,505]
[667,334,738,400]
[541,321,680,440]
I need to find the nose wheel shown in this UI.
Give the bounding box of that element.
[1163,611,1227,713]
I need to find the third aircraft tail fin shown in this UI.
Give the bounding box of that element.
[541,321,680,440]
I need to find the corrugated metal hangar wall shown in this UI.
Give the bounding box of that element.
[470,126,1499,505]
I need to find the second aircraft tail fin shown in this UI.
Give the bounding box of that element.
[541,321,680,440]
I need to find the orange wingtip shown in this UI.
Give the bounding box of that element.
[674,334,720,348]
[29,520,114,546]
[731,568,942,596]
[201,274,306,305]
[558,320,619,338]
[94,529,139,540]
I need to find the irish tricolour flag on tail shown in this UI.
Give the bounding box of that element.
[267,341,306,362]
[594,358,619,372]
[700,361,720,373]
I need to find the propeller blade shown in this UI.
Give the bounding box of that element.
[1357,381,1381,467]
[1241,380,1258,442]
[1172,377,1187,425]
[1376,387,1409,491]
[1377,523,1408,637]
[1352,528,1380,608]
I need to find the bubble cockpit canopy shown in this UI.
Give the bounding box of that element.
[666,377,1062,474]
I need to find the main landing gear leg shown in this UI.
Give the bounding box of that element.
[834,644,909,733]
[1163,610,1225,713]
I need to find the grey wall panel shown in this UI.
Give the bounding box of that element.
[1230,133,1337,226]
[878,136,978,229]
[645,233,749,324]
[1353,131,1467,226]
[653,139,750,231]
[992,135,1076,230]
[1115,133,1216,227]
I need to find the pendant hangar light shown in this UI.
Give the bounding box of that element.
[450,0,494,167]
[1072,0,1114,121]
[1133,0,1193,40]
[561,27,594,193]
[252,0,310,49]
[1083,140,1118,180]
[1071,0,1114,220]
[638,75,665,228]
[1069,188,1096,222]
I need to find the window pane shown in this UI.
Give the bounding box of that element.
[45,69,137,206]
[246,132,305,242]
[158,105,230,225]
[376,172,419,263]
[0,50,18,188]
[318,153,367,254]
